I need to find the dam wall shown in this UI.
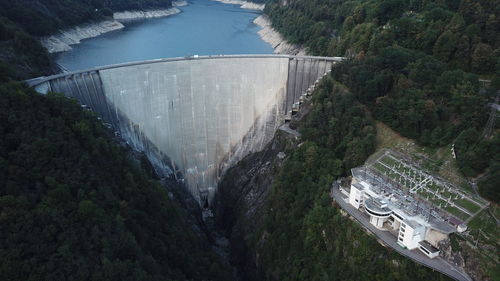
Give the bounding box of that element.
[28,55,341,204]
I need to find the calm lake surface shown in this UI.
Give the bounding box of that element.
[55,0,274,71]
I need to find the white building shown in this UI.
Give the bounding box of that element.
[418,240,440,259]
[348,175,454,258]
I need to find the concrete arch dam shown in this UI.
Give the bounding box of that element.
[28,55,342,204]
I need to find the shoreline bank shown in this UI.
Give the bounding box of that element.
[113,7,181,20]
[253,15,306,55]
[41,20,125,54]
[41,2,186,54]
[212,0,265,11]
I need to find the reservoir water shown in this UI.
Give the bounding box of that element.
[55,0,274,71]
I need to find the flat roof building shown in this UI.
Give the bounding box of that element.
[418,240,440,259]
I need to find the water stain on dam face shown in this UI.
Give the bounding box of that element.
[29,55,340,204]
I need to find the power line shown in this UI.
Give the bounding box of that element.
[481,94,499,139]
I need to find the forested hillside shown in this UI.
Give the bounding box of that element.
[0,0,172,36]
[0,82,232,281]
[0,17,53,81]
[265,0,499,202]
[0,0,172,79]
[250,78,451,280]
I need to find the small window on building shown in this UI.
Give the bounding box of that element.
[398,236,403,241]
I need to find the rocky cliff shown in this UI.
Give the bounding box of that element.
[213,129,300,280]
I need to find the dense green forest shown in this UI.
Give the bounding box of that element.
[0,82,231,281]
[0,17,53,81]
[265,0,499,202]
[251,77,451,280]
[0,0,172,36]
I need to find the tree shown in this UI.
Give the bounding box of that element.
[471,43,494,73]
[450,81,487,128]
[478,162,500,203]
[433,30,459,62]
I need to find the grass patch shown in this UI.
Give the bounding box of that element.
[468,209,499,238]
[443,205,470,221]
[427,184,440,192]
[380,155,398,167]
[373,162,390,174]
[455,198,481,213]
[441,190,454,199]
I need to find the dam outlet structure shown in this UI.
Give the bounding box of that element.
[27,55,342,205]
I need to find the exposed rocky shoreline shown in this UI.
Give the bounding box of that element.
[113,7,181,20]
[172,0,189,7]
[253,15,306,55]
[212,0,265,11]
[40,20,125,54]
[212,1,305,55]
[40,2,187,54]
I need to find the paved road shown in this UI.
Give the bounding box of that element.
[331,184,472,281]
